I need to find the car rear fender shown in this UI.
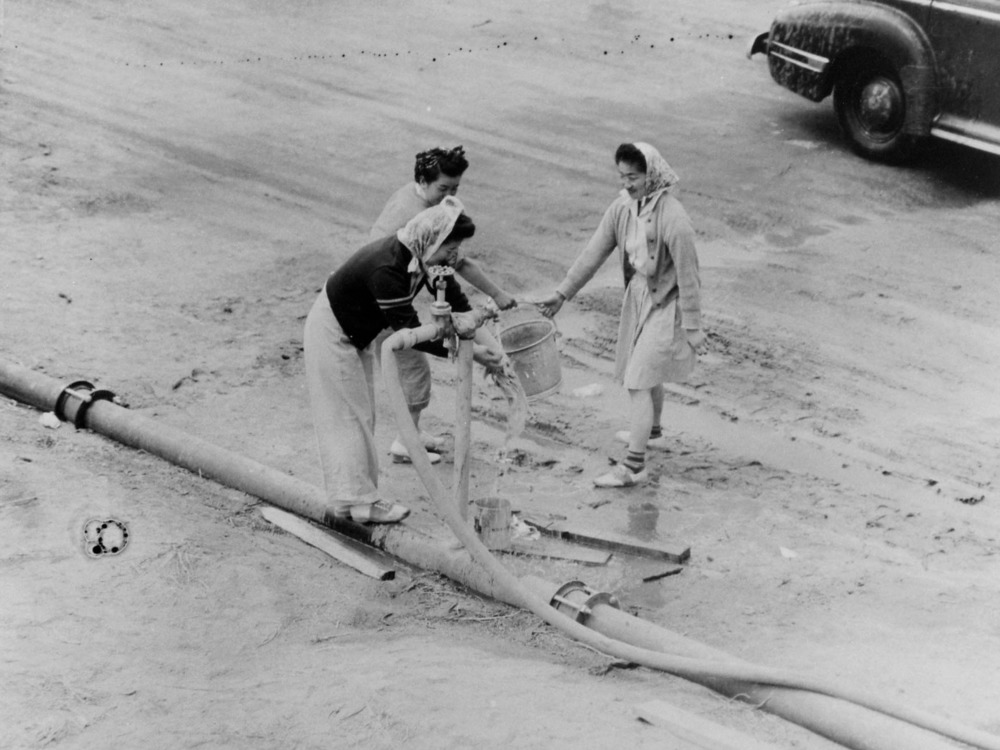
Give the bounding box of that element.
[769,1,937,133]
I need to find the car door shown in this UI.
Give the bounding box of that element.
[926,0,1000,149]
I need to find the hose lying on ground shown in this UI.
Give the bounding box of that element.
[381,331,1000,750]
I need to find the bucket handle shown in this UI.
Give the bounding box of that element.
[495,306,559,337]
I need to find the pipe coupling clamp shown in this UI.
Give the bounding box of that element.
[54,380,119,427]
[550,580,621,623]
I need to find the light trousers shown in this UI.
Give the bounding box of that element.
[303,292,431,507]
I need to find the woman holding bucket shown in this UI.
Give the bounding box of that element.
[536,142,706,488]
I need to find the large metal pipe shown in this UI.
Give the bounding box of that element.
[0,359,339,526]
[0,357,526,590]
[3,355,998,750]
[0,358,427,553]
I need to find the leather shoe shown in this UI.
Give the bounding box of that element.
[594,464,649,488]
[419,431,446,450]
[334,500,410,524]
[390,438,441,464]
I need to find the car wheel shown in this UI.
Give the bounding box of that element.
[834,60,918,162]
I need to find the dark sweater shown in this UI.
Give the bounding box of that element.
[326,234,471,356]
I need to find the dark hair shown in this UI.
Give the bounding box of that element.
[445,213,476,243]
[414,146,469,183]
[614,143,646,172]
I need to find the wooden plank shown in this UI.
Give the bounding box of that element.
[260,506,397,580]
[507,537,612,565]
[522,515,690,563]
[635,700,785,750]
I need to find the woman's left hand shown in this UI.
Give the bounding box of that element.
[685,329,708,353]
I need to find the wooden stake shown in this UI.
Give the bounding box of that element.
[641,565,684,582]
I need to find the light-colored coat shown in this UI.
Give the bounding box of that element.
[556,189,702,332]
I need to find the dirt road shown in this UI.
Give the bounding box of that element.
[3,1,999,748]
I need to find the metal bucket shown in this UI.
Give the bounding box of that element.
[499,317,562,400]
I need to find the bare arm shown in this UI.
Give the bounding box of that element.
[454,256,517,310]
[537,202,620,318]
[472,325,505,371]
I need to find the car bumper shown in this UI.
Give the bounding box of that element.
[746,31,769,59]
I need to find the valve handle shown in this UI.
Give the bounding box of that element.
[426,265,455,278]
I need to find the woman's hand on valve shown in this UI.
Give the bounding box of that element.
[450,310,482,338]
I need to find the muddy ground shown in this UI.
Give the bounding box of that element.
[2,1,999,748]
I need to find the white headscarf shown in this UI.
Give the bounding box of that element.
[633,142,680,199]
[397,195,466,274]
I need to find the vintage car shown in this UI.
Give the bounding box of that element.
[748,0,1000,162]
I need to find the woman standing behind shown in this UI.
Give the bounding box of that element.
[371,146,517,465]
[537,142,706,488]
[372,146,516,310]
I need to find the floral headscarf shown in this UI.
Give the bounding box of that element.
[634,142,679,198]
[397,195,466,273]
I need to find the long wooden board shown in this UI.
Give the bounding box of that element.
[260,506,397,580]
[522,515,690,563]
[635,700,784,750]
[508,536,612,565]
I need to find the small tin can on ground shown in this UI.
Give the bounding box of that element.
[473,496,512,550]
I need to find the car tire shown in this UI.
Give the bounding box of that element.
[834,59,919,163]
